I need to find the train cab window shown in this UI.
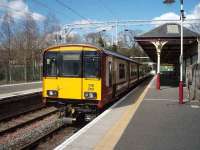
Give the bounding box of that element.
[44,52,58,77]
[119,64,125,79]
[83,51,100,78]
[60,53,81,77]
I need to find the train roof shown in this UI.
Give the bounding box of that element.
[102,49,139,64]
[44,43,100,51]
[44,43,140,64]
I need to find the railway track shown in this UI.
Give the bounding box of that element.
[0,107,57,135]
[0,106,65,150]
[0,92,43,121]
[0,92,85,150]
[0,78,151,149]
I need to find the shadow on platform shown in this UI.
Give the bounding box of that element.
[160,74,179,87]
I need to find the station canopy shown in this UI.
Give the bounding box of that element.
[135,23,200,64]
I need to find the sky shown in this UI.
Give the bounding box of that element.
[0,0,200,32]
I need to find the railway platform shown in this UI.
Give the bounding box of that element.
[0,81,42,100]
[55,76,200,150]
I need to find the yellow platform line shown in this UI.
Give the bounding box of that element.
[95,82,150,150]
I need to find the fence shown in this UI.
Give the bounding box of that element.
[0,64,42,84]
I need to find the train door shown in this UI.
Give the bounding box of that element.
[58,50,82,100]
[82,48,102,101]
[105,56,114,98]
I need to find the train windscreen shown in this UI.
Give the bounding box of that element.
[60,52,81,77]
[44,51,100,78]
[83,51,100,78]
[44,52,58,77]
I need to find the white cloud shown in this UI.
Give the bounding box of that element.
[153,12,179,20]
[73,19,93,25]
[186,3,200,20]
[153,12,179,25]
[32,12,45,21]
[0,0,45,21]
[153,2,200,25]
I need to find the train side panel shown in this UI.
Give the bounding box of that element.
[129,62,139,87]
[115,58,129,96]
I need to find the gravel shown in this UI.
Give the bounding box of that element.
[0,113,64,150]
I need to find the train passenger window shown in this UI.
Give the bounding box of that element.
[44,52,58,77]
[83,51,100,78]
[119,64,125,79]
[60,53,81,77]
[131,69,134,76]
[130,64,137,77]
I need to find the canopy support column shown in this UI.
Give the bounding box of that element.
[152,40,167,90]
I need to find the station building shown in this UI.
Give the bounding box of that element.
[135,23,200,87]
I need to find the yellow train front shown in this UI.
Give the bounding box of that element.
[43,44,103,118]
[43,44,150,119]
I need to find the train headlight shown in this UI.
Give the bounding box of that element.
[47,90,58,97]
[84,92,97,99]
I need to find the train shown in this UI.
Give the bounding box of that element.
[42,44,151,120]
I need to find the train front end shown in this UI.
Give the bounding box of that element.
[42,44,102,114]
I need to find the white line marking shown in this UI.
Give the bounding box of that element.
[144,98,190,103]
[54,77,154,150]
[190,105,200,109]
[148,75,156,88]
[0,88,42,100]
[0,81,41,88]
[144,98,179,101]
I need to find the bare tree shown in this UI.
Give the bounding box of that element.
[85,32,99,44]
[0,12,15,83]
[40,13,61,47]
[20,13,39,81]
[118,29,142,49]
[65,33,81,44]
[84,32,108,47]
[117,30,146,57]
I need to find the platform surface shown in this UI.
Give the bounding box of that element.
[115,83,200,150]
[0,81,42,100]
[56,76,200,150]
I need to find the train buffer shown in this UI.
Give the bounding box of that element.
[55,76,200,150]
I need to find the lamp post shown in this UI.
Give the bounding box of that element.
[163,0,184,104]
[179,0,184,104]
